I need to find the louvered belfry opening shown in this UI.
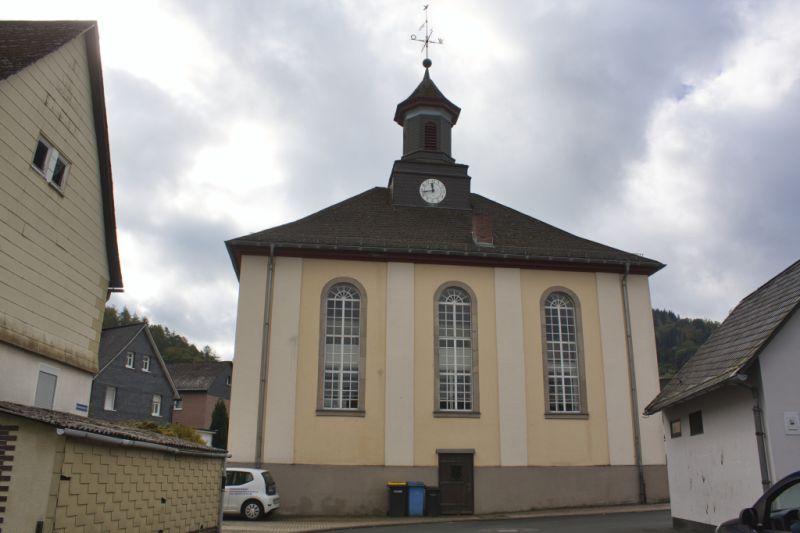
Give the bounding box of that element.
[424,121,438,150]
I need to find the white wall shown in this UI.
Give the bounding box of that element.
[0,342,91,415]
[664,386,763,526]
[758,312,800,481]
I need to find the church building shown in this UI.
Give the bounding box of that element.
[225,60,668,515]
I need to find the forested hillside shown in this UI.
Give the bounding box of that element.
[103,306,218,364]
[653,309,719,378]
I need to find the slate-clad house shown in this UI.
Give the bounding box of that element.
[89,323,179,423]
[169,361,232,433]
[646,259,800,530]
[0,21,123,414]
[226,62,668,515]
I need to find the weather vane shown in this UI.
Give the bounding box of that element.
[410,4,443,66]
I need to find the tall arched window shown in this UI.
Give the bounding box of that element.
[436,285,477,413]
[543,291,584,414]
[424,121,438,151]
[320,282,364,411]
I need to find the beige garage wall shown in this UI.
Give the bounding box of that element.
[520,269,610,466]
[293,259,387,465]
[412,264,500,467]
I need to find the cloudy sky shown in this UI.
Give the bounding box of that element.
[5,1,800,359]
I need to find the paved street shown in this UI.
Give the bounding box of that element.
[223,504,672,533]
[331,510,673,533]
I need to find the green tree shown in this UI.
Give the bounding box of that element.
[103,305,219,364]
[652,309,719,379]
[210,399,229,449]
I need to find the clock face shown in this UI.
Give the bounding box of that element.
[420,178,446,204]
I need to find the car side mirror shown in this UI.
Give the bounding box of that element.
[739,507,758,527]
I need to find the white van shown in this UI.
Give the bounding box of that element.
[224,468,280,520]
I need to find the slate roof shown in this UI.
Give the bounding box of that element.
[98,323,179,398]
[394,67,461,125]
[645,259,800,414]
[99,323,145,367]
[0,20,94,80]
[0,400,225,454]
[168,362,232,392]
[0,20,123,292]
[226,187,663,276]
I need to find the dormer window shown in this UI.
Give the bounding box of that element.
[32,137,70,191]
[424,121,438,150]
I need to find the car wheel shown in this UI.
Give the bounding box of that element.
[241,499,264,521]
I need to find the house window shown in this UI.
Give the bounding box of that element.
[435,284,478,414]
[424,121,438,150]
[542,290,585,414]
[104,386,117,411]
[151,394,162,417]
[670,418,681,438]
[32,137,70,190]
[125,352,135,369]
[689,410,703,435]
[173,398,183,410]
[34,370,58,409]
[318,281,366,412]
[142,356,150,372]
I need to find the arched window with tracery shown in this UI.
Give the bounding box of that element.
[319,281,364,411]
[436,285,477,413]
[543,290,584,414]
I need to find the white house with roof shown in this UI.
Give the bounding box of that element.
[645,259,800,531]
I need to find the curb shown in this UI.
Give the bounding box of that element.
[223,502,670,532]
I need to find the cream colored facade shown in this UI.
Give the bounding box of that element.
[229,256,667,513]
[0,25,118,413]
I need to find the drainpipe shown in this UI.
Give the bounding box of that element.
[621,263,647,504]
[254,245,275,467]
[734,376,771,492]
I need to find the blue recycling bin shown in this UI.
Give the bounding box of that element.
[407,481,425,516]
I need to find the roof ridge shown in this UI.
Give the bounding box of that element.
[102,322,147,331]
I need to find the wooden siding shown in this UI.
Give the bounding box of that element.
[0,32,109,373]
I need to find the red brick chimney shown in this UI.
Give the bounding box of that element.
[472,211,494,246]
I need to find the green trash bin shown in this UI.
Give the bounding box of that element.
[387,481,407,516]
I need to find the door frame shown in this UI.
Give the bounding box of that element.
[436,448,475,515]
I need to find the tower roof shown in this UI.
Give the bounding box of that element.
[394,66,461,126]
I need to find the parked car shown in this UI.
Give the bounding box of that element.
[224,467,280,520]
[717,471,800,532]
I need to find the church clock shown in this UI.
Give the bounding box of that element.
[419,178,446,205]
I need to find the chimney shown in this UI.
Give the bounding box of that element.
[472,211,494,247]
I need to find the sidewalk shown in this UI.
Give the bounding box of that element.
[222,502,670,533]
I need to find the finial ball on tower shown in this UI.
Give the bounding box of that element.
[423,58,432,69]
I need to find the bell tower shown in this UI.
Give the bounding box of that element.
[388,60,472,210]
[394,58,460,162]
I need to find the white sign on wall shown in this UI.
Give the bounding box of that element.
[784,412,800,435]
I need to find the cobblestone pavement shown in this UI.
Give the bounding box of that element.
[222,503,670,533]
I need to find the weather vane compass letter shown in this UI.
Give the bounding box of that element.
[410,4,443,68]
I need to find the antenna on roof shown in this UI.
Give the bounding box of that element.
[410,4,443,68]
